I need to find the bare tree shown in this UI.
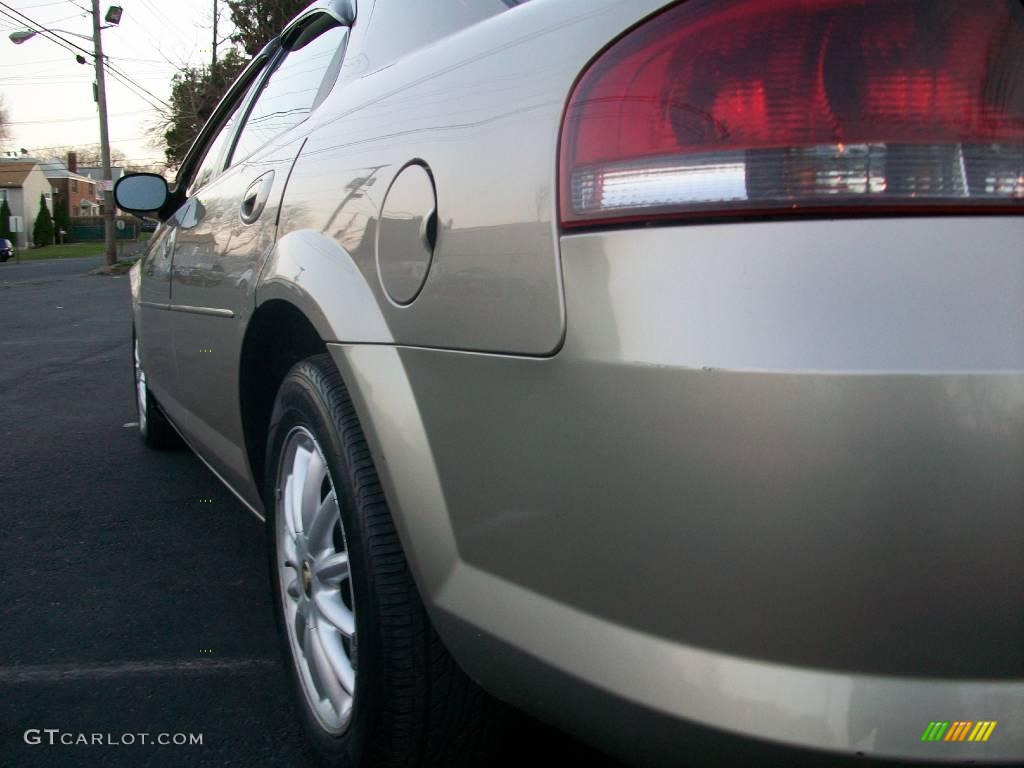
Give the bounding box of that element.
[36,144,128,168]
[0,94,10,144]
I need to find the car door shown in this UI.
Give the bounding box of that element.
[170,12,351,505]
[135,220,178,409]
[134,56,271,436]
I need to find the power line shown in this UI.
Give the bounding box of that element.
[0,56,74,66]
[0,81,93,87]
[1,65,168,114]
[138,0,192,47]
[104,59,170,109]
[107,55,176,65]
[0,10,80,30]
[7,108,153,125]
[17,1,72,8]
[0,2,171,112]
[0,2,90,56]
[104,66,169,113]
[0,3,92,58]
[23,135,153,146]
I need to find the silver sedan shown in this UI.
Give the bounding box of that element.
[118,0,1024,764]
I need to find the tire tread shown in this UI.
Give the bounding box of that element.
[269,354,493,768]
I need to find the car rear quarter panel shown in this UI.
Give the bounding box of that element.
[329,217,1024,765]
[264,0,670,354]
[262,0,1024,762]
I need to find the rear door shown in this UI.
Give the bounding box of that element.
[170,13,351,502]
[135,220,177,407]
[137,57,270,432]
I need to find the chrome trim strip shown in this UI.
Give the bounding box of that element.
[138,300,234,317]
[169,304,236,318]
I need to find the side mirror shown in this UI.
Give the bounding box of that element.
[114,173,168,215]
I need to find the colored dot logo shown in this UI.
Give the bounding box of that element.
[922,721,998,742]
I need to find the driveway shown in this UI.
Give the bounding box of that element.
[0,256,622,766]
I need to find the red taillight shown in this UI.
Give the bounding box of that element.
[559,0,1024,228]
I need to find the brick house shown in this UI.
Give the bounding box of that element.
[79,163,125,214]
[0,160,54,248]
[39,152,100,219]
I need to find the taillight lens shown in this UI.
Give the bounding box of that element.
[559,0,1024,227]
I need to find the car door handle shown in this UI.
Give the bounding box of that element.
[240,171,275,224]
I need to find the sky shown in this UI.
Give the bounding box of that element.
[0,0,232,169]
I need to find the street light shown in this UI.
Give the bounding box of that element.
[8,27,104,44]
[8,29,39,44]
[7,4,123,265]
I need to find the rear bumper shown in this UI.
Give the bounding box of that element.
[435,565,1023,766]
[333,216,1024,764]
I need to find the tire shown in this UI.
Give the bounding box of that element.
[265,354,494,767]
[132,329,180,449]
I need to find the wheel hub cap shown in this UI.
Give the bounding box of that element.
[133,339,147,431]
[301,561,313,597]
[276,426,357,734]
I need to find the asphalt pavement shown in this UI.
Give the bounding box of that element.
[0,256,623,767]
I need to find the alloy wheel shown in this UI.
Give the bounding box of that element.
[133,338,147,433]
[276,426,357,734]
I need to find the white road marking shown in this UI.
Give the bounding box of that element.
[123,422,139,428]
[0,658,278,684]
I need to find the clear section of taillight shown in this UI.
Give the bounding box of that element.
[559,0,1024,227]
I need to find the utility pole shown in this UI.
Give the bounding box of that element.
[212,0,218,68]
[91,0,116,266]
[8,7,121,265]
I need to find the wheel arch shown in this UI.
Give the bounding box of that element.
[250,234,463,656]
[238,299,328,496]
[245,227,393,501]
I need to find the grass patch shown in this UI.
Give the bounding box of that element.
[14,242,149,262]
[15,242,106,262]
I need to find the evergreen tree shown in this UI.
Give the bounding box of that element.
[0,197,13,244]
[163,49,248,167]
[227,0,309,56]
[159,0,307,167]
[53,196,71,243]
[32,193,54,247]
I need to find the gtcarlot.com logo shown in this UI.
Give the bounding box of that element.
[24,729,203,747]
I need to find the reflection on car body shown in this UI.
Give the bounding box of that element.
[118,0,1024,765]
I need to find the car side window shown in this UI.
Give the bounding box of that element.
[187,68,265,197]
[188,113,241,197]
[229,19,347,164]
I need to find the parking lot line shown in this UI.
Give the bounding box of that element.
[0,658,278,684]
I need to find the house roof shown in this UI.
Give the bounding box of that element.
[37,158,95,184]
[79,166,126,181]
[0,161,40,188]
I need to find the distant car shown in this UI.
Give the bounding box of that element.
[139,219,158,233]
[115,0,1024,766]
[0,238,14,262]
